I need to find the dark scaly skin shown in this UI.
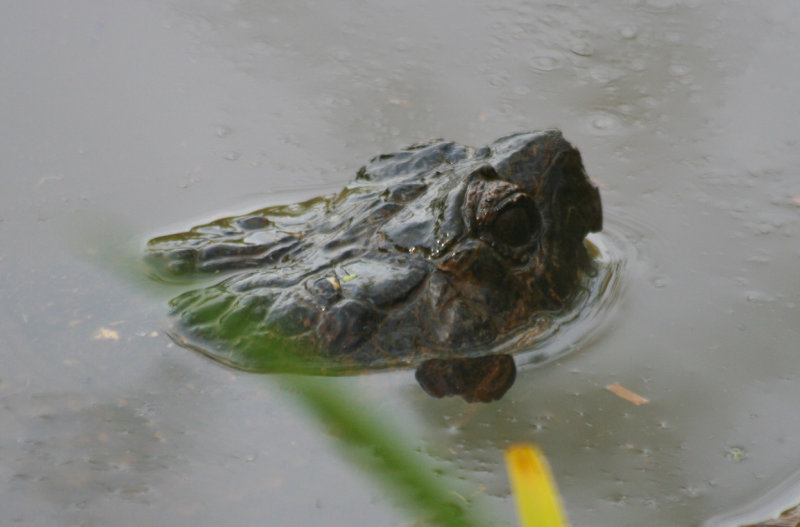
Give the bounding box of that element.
[145,130,602,401]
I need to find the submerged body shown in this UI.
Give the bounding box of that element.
[146,130,602,401]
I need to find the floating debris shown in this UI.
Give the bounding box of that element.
[606,383,649,405]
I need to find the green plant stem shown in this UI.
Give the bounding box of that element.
[284,375,486,527]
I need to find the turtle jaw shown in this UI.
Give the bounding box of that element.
[415,354,517,402]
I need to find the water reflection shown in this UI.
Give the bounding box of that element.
[415,354,516,403]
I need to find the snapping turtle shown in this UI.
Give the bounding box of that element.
[146,130,602,402]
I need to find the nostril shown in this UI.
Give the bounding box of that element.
[305,275,343,309]
[167,259,192,275]
[166,248,198,275]
[144,248,197,279]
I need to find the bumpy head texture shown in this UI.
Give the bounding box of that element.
[146,130,602,381]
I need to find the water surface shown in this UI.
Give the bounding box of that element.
[1,1,799,525]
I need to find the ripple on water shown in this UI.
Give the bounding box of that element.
[702,467,800,527]
[569,41,595,57]
[514,210,652,369]
[528,53,564,72]
[584,109,626,135]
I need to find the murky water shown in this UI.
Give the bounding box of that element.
[2,1,798,525]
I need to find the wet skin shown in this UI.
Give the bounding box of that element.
[146,130,602,402]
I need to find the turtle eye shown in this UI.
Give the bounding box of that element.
[490,202,539,247]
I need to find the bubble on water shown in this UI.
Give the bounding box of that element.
[223,151,240,161]
[215,126,232,138]
[530,421,546,432]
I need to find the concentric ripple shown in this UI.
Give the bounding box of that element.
[509,209,647,369]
